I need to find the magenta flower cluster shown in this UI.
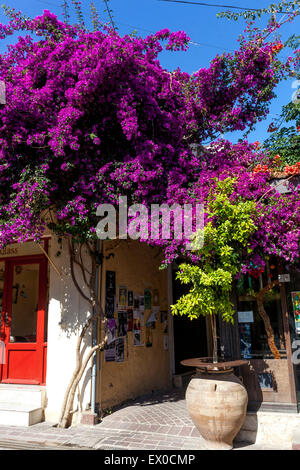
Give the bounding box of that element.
[0,10,298,274]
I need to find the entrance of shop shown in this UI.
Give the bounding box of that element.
[0,256,47,385]
[172,267,208,374]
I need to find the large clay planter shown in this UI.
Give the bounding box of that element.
[185,369,248,450]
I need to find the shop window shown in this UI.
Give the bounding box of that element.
[237,259,285,359]
[284,265,300,403]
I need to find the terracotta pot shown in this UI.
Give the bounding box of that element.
[185,369,248,450]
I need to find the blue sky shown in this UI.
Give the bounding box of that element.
[0,0,299,144]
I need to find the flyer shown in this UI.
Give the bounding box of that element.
[118,286,127,308]
[118,310,128,337]
[105,271,116,318]
[133,318,142,346]
[104,342,115,362]
[144,288,152,310]
[139,296,145,312]
[128,290,133,307]
[127,309,133,332]
[107,318,117,344]
[115,338,124,362]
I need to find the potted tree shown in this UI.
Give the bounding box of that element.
[171,178,258,449]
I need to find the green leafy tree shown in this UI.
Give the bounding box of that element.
[171,179,258,361]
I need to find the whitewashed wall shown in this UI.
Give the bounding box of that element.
[45,236,93,424]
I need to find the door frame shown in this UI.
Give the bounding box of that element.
[0,253,48,385]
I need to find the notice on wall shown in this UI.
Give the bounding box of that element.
[239,323,252,359]
[128,290,133,307]
[144,289,152,310]
[118,310,128,337]
[127,309,133,332]
[146,310,158,327]
[292,292,300,335]
[105,271,116,319]
[139,296,145,312]
[258,372,273,390]
[133,318,142,346]
[107,318,117,344]
[238,311,254,323]
[104,342,115,362]
[118,286,127,308]
[115,338,124,362]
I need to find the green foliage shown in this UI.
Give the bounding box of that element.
[171,178,257,324]
[217,0,300,22]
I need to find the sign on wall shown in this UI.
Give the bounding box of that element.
[238,311,254,323]
[105,271,116,318]
[0,241,44,258]
[291,292,300,335]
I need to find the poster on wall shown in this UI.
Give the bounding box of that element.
[239,323,252,359]
[139,296,144,312]
[144,289,152,310]
[118,310,128,337]
[133,309,139,319]
[118,286,127,308]
[127,309,133,332]
[115,338,124,362]
[107,318,117,344]
[238,311,254,323]
[146,310,158,328]
[133,318,142,346]
[291,291,300,335]
[128,290,133,307]
[104,342,115,362]
[105,271,116,318]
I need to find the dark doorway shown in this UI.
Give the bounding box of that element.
[172,268,208,374]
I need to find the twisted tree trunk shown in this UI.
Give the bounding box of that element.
[256,279,281,359]
[58,238,108,428]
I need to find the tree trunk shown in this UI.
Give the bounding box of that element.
[58,239,107,428]
[60,336,107,428]
[256,280,281,359]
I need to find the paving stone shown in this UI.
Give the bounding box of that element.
[0,388,293,450]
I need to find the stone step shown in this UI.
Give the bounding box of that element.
[235,410,300,447]
[0,403,43,426]
[0,385,46,408]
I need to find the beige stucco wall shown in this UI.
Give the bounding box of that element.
[0,236,171,422]
[45,236,93,424]
[97,240,171,410]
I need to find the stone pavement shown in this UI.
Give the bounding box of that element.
[0,389,292,450]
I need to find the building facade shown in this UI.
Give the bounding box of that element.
[0,233,299,426]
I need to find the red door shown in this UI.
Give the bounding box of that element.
[0,256,47,385]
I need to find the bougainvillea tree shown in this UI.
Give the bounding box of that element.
[0,2,298,425]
